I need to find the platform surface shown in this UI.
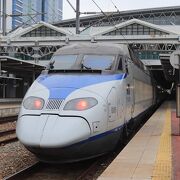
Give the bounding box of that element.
[0,98,22,103]
[98,101,174,180]
[0,100,21,117]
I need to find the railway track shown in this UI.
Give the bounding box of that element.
[0,129,17,145]
[4,162,41,180]
[3,144,124,180]
[2,130,131,180]
[4,159,101,180]
[3,104,160,179]
[0,116,17,124]
[0,116,18,145]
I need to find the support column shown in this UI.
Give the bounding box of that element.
[0,0,2,30]
[41,0,45,21]
[2,0,6,36]
[76,0,80,34]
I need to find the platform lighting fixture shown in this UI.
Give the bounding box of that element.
[91,37,97,43]
[65,37,69,44]
[6,39,11,45]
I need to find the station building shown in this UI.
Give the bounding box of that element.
[0,6,180,98]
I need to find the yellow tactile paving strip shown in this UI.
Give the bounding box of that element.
[152,104,172,180]
[98,102,173,180]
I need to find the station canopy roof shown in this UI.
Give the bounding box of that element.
[0,56,45,76]
[6,18,180,40]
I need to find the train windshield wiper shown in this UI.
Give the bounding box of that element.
[81,63,92,70]
[46,60,55,70]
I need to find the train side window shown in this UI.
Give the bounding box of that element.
[118,57,123,70]
[125,58,129,74]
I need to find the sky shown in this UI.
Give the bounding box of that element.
[63,0,180,20]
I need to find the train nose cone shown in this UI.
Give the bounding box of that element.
[16,115,48,146]
[17,115,90,148]
[39,115,91,148]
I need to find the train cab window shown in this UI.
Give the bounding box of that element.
[118,57,123,70]
[82,55,114,70]
[50,55,78,70]
[125,58,129,74]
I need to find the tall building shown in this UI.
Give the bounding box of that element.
[12,0,24,29]
[0,0,63,31]
[22,0,63,28]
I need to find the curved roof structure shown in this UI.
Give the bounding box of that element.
[54,6,180,27]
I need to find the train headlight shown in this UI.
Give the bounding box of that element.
[23,97,44,110]
[64,97,98,111]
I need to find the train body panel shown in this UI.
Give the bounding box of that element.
[16,43,156,162]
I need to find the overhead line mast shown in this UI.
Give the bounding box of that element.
[41,0,45,21]
[66,0,80,34]
[76,0,80,34]
[2,0,6,36]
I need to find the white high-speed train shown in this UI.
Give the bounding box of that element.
[16,43,156,162]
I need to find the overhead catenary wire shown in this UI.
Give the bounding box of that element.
[0,0,52,32]
[111,0,120,13]
[66,0,76,12]
[0,12,46,17]
[90,0,129,43]
[89,0,145,71]
[14,1,51,29]
[10,2,45,30]
[91,0,112,25]
[23,2,41,24]
[66,0,115,15]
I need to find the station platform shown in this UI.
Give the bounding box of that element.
[98,101,179,180]
[0,99,21,118]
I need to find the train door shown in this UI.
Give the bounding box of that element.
[107,87,118,128]
[116,56,125,123]
[124,58,134,122]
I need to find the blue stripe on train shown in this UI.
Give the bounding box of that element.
[37,73,127,99]
[66,124,124,148]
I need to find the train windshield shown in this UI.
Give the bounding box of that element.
[50,54,115,71]
[51,55,77,69]
[82,55,114,70]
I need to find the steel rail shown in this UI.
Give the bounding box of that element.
[0,129,16,136]
[0,116,17,124]
[0,129,17,145]
[0,137,18,145]
[76,156,106,180]
[4,162,41,180]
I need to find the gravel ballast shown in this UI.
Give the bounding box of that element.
[0,141,37,179]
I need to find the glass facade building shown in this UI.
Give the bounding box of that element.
[12,0,23,29]
[44,0,63,23]
[22,0,63,27]
[12,0,63,29]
